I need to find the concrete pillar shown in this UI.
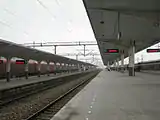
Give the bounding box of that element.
[25,61,29,79]
[60,63,62,73]
[77,64,80,72]
[63,64,65,73]
[117,58,119,71]
[66,64,68,72]
[47,63,50,76]
[81,65,83,71]
[65,64,68,73]
[67,64,70,73]
[37,62,41,77]
[77,64,79,71]
[107,61,110,71]
[64,64,66,73]
[114,60,116,71]
[128,41,135,76]
[83,66,86,71]
[6,58,11,82]
[54,63,57,75]
[121,51,124,72]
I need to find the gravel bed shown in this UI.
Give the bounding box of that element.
[0,75,89,120]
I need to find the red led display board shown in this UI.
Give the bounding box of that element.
[16,60,26,64]
[104,49,119,53]
[147,49,160,53]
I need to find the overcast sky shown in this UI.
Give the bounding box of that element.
[0,0,103,67]
[0,0,160,67]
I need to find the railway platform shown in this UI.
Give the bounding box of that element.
[0,72,78,91]
[51,70,160,120]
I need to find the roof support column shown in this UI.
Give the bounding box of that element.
[66,64,68,73]
[121,50,124,73]
[128,41,135,76]
[47,63,50,76]
[65,64,68,73]
[114,60,116,71]
[54,45,57,54]
[107,61,111,71]
[6,57,11,82]
[117,58,119,71]
[37,62,41,77]
[54,63,57,75]
[67,64,70,73]
[25,60,29,79]
[77,64,80,72]
[60,63,62,74]
[83,65,86,71]
[64,64,66,73]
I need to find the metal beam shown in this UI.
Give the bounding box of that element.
[88,7,160,13]
[22,41,97,47]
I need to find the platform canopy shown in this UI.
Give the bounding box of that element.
[83,0,160,65]
[0,39,94,67]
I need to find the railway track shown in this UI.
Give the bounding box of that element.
[0,77,66,107]
[25,73,96,120]
[0,71,91,107]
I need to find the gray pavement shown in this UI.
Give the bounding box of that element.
[51,70,160,120]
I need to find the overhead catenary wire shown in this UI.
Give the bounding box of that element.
[0,19,29,37]
[36,0,56,19]
[1,8,30,36]
[0,20,12,28]
[3,8,17,17]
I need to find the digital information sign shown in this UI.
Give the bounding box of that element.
[16,60,26,64]
[147,49,160,53]
[104,49,119,53]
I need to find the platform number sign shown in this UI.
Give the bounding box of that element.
[104,49,119,53]
[147,49,160,53]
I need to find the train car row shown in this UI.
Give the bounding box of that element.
[110,59,160,72]
[0,59,79,79]
[134,60,160,71]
